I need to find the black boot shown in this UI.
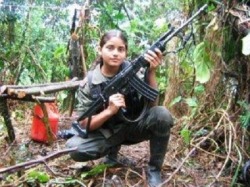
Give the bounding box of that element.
[147,135,170,187]
[103,146,136,167]
[103,146,121,166]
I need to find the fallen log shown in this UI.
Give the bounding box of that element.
[0,94,56,102]
[4,77,79,89]
[6,79,83,98]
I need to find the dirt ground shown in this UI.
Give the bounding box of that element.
[0,104,246,187]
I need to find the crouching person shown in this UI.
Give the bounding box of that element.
[66,29,174,187]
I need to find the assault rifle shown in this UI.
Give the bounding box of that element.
[71,4,208,138]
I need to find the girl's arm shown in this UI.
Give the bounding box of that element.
[79,93,125,131]
[143,48,163,106]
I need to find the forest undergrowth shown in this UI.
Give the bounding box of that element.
[0,1,250,187]
[0,88,248,187]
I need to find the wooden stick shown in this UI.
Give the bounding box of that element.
[4,78,79,89]
[0,94,56,102]
[0,147,77,174]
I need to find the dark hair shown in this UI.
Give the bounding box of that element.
[99,29,128,49]
[91,29,128,69]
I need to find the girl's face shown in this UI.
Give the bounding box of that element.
[99,36,127,68]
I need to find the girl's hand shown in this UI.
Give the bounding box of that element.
[106,93,126,115]
[144,48,163,71]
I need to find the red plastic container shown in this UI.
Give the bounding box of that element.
[31,103,59,143]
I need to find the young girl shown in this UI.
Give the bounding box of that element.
[66,29,173,187]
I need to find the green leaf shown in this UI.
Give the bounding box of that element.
[193,42,212,83]
[28,170,50,183]
[194,85,205,94]
[185,98,197,107]
[170,96,182,106]
[81,164,108,179]
[180,127,191,145]
[114,12,125,21]
[208,4,216,11]
[240,113,250,128]
[19,69,32,85]
[195,60,211,83]
[238,100,250,128]
[37,173,50,183]
[193,42,205,59]
[130,20,140,33]
[54,46,65,59]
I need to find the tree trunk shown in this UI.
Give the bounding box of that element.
[0,98,15,143]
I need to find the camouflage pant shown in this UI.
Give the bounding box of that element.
[66,106,173,162]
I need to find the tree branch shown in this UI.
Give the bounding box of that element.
[0,147,77,174]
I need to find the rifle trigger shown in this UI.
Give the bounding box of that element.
[100,94,106,102]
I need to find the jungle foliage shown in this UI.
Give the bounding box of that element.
[0,0,250,186]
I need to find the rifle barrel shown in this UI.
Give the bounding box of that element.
[162,4,208,44]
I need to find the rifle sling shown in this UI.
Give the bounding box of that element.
[118,97,149,123]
